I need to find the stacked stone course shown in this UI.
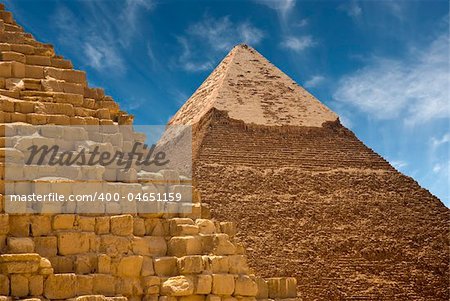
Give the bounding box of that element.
[0,5,297,301]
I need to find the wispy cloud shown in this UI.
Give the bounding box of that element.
[339,1,362,18]
[304,75,325,88]
[53,1,155,73]
[280,36,315,52]
[391,160,408,170]
[254,0,296,17]
[333,34,449,125]
[431,133,450,148]
[177,15,264,72]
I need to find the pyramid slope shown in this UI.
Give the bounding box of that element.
[170,44,338,127]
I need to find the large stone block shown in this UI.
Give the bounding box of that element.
[29,275,44,296]
[161,276,194,296]
[76,275,93,295]
[254,277,268,299]
[7,237,34,253]
[117,255,143,277]
[195,275,212,295]
[98,254,111,274]
[132,236,167,256]
[99,235,131,257]
[10,274,28,297]
[110,214,133,236]
[141,256,154,276]
[212,274,235,296]
[0,214,8,235]
[57,232,90,255]
[75,254,97,274]
[196,219,216,234]
[0,274,8,295]
[228,255,249,274]
[154,257,178,276]
[234,276,257,297]
[44,274,77,299]
[204,256,229,273]
[178,255,204,274]
[167,236,202,257]
[0,253,40,274]
[95,216,110,234]
[30,215,51,236]
[92,274,116,296]
[53,214,75,230]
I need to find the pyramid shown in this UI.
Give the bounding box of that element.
[0,5,299,301]
[169,45,450,300]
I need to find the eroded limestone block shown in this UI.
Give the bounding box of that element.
[212,274,235,296]
[76,275,93,295]
[95,216,110,234]
[7,237,34,253]
[132,236,167,256]
[44,273,77,299]
[204,256,229,273]
[228,255,249,274]
[167,236,202,257]
[117,255,143,277]
[195,275,212,295]
[178,255,203,274]
[196,219,216,234]
[154,257,178,276]
[0,274,9,295]
[234,276,257,297]
[57,232,90,255]
[98,254,111,274]
[10,274,28,297]
[0,253,40,274]
[161,276,194,296]
[30,215,51,236]
[110,215,133,236]
[254,277,268,299]
[141,256,154,276]
[29,275,44,296]
[92,274,116,296]
[53,214,75,230]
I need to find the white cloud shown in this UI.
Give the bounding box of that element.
[254,0,296,16]
[83,41,125,72]
[333,34,449,125]
[280,36,315,52]
[304,75,325,88]
[294,19,308,28]
[339,1,362,18]
[391,160,408,170]
[431,133,450,148]
[178,16,264,72]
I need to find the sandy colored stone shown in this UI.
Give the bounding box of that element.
[168,236,202,257]
[110,214,133,236]
[44,274,77,299]
[10,274,28,297]
[212,274,235,296]
[154,256,178,276]
[161,276,194,296]
[195,275,212,295]
[117,255,143,277]
[234,275,257,297]
[178,255,204,274]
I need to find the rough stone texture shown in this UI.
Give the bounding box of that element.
[169,45,450,300]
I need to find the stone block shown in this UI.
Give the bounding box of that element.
[57,232,90,255]
[78,216,96,232]
[9,215,29,236]
[110,214,133,236]
[154,257,178,276]
[49,255,74,273]
[0,274,8,295]
[178,255,204,274]
[254,277,268,299]
[53,214,75,230]
[0,214,8,235]
[7,237,34,253]
[196,219,216,234]
[179,296,205,301]
[30,215,51,236]
[161,276,194,296]
[212,274,235,296]
[133,217,146,236]
[10,274,28,297]
[219,222,236,237]
[204,256,229,273]
[141,256,154,276]
[29,275,43,296]
[95,216,110,234]
[117,255,143,277]
[34,236,57,257]
[0,62,12,77]
[92,274,116,296]
[132,236,167,256]
[266,277,297,299]
[98,254,111,274]
[214,234,236,255]
[76,275,93,295]
[0,253,40,274]
[99,235,131,257]
[168,236,202,257]
[206,295,221,301]
[234,276,257,297]
[75,254,97,274]
[195,274,212,294]
[44,274,77,299]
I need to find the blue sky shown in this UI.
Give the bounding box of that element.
[6,0,449,205]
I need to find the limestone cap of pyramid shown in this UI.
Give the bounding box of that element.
[169,44,338,127]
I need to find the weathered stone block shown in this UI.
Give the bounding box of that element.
[95,216,110,234]
[0,274,9,295]
[132,236,167,256]
[30,215,51,236]
[204,256,229,273]
[254,277,268,299]
[92,274,115,296]
[7,237,34,253]
[78,216,96,232]
[44,274,77,299]
[99,235,131,257]
[0,214,8,235]
[0,253,40,274]
[98,254,111,274]
[49,255,74,273]
[168,236,202,257]
[178,255,204,274]
[212,274,235,296]
[34,236,57,258]
[179,296,205,301]
[234,276,257,297]
[9,215,29,236]
[75,254,97,274]
[10,274,28,297]
[196,219,216,234]
[161,276,194,296]
[195,274,212,294]
[228,255,249,274]
[29,275,43,296]
[57,232,90,255]
[53,214,75,230]
[76,275,93,295]
[117,255,143,277]
[141,256,154,276]
[154,257,178,276]
[110,214,133,236]
[133,217,146,236]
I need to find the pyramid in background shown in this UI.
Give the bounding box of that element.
[0,4,299,301]
[170,45,449,300]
